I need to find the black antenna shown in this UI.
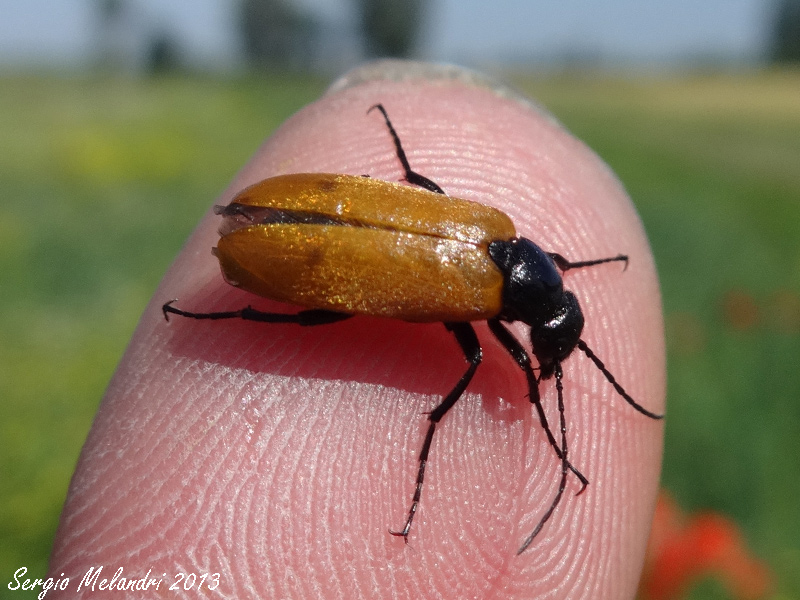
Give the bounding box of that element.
[576,339,664,420]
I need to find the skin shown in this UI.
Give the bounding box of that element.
[50,61,665,599]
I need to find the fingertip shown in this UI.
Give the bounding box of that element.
[268,66,666,581]
[55,62,665,598]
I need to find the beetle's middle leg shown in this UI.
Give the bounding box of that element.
[389,321,481,543]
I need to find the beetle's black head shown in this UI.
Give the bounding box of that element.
[528,289,584,375]
[489,237,585,371]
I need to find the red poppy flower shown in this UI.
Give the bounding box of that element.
[639,492,772,600]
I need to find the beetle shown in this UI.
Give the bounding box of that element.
[163,103,663,554]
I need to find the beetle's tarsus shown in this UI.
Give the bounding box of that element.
[162,299,179,321]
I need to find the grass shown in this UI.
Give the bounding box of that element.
[0,71,327,597]
[1,69,798,599]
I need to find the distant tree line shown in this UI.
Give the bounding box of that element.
[239,0,800,68]
[239,0,319,69]
[239,0,424,69]
[771,0,800,62]
[356,0,424,58]
[96,0,800,71]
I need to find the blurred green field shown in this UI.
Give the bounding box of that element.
[1,69,798,599]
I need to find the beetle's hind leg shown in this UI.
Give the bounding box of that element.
[368,103,446,195]
[390,322,481,543]
[162,300,353,326]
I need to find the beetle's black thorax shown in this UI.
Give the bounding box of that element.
[489,237,585,370]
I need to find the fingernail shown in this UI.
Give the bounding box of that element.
[327,59,557,123]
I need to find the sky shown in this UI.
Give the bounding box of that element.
[0,0,776,69]
[421,0,771,64]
